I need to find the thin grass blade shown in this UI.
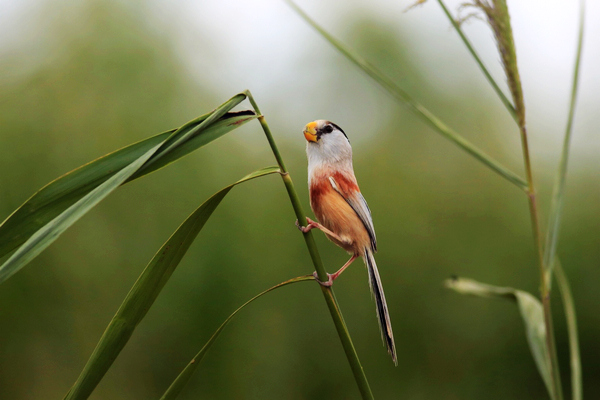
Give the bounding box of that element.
[543,0,585,289]
[63,166,280,400]
[541,4,585,399]
[0,95,256,264]
[445,277,554,399]
[160,274,314,400]
[434,0,517,122]
[285,0,527,190]
[555,260,582,400]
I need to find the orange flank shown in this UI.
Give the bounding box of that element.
[309,171,370,255]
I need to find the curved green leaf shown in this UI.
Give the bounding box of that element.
[0,93,255,260]
[445,277,553,399]
[160,274,314,400]
[0,143,161,284]
[0,94,257,281]
[64,166,280,400]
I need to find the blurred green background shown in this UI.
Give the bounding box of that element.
[1,0,598,399]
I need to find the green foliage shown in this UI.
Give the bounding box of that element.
[0,98,257,283]
[445,277,554,398]
[0,141,162,284]
[64,167,280,400]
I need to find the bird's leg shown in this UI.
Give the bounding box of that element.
[313,254,358,287]
[295,217,343,243]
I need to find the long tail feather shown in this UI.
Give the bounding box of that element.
[364,248,397,365]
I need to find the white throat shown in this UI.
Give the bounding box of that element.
[306,131,354,184]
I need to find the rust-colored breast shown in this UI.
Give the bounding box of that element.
[309,172,370,255]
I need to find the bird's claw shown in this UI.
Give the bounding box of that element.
[295,219,308,233]
[295,217,317,233]
[312,271,333,287]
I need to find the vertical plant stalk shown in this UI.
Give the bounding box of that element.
[476,1,562,398]
[245,91,375,400]
[443,0,585,398]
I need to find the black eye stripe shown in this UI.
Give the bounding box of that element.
[316,122,350,142]
[330,123,346,136]
[329,122,349,142]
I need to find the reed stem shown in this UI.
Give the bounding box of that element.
[483,1,563,397]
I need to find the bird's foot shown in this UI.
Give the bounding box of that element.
[312,271,334,287]
[312,255,358,287]
[295,217,319,233]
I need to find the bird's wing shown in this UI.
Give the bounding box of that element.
[328,175,377,252]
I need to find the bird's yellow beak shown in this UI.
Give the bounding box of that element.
[303,121,318,142]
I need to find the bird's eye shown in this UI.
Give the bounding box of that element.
[322,125,333,134]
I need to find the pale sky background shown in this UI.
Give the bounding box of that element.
[1,0,597,167]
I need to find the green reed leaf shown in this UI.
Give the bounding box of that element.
[0,94,257,281]
[0,143,161,284]
[445,276,554,399]
[63,166,280,400]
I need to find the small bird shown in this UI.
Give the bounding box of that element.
[297,119,397,365]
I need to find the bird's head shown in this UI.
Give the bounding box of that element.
[303,120,352,164]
